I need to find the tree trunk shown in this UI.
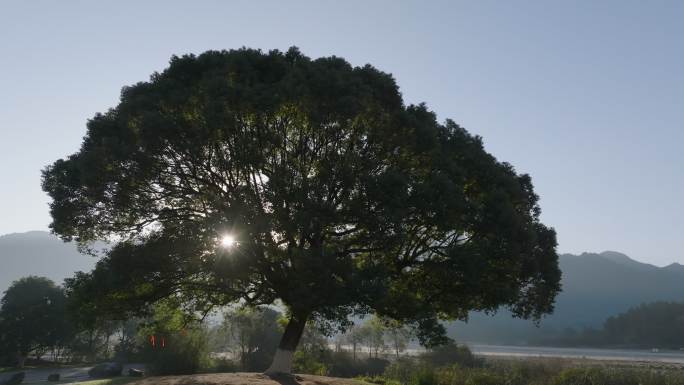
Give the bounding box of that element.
[264,312,308,375]
[104,332,111,359]
[16,352,26,368]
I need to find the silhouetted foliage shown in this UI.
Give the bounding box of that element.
[138,301,210,375]
[43,47,560,371]
[343,325,366,361]
[217,306,281,371]
[0,276,72,368]
[358,316,387,358]
[64,277,142,362]
[420,342,480,368]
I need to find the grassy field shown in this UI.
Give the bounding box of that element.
[10,356,684,385]
[356,356,684,385]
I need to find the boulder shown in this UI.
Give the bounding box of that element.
[4,372,25,385]
[88,362,123,378]
[128,368,144,377]
[47,373,60,382]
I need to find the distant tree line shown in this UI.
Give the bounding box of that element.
[0,274,449,376]
[545,301,684,349]
[0,276,153,368]
[209,307,418,374]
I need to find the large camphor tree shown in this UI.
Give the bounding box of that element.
[43,47,560,374]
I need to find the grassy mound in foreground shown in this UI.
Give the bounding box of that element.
[110,373,364,385]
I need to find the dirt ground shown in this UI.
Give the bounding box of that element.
[127,373,365,385]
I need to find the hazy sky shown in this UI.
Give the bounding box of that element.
[1,1,682,266]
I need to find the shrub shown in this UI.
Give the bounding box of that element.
[410,366,438,385]
[293,350,328,376]
[243,349,276,372]
[145,328,210,375]
[296,350,390,378]
[551,367,684,385]
[463,371,505,385]
[384,358,421,384]
[211,356,239,373]
[432,365,468,385]
[356,375,402,385]
[363,358,391,376]
[432,365,506,385]
[510,360,566,385]
[421,342,480,368]
[327,351,358,377]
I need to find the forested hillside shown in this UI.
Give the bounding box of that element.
[0,231,96,293]
[451,252,684,344]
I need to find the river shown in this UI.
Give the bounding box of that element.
[469,344,684,364]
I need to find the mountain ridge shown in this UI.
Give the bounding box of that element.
[0,230,97,294]
[453,251,684,344]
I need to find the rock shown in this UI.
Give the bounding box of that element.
[5,372,25,385]
[47,373,60,382]
[128,368,144,377]
[88,362,123,378]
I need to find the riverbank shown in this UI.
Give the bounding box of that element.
[484,354,684,372]
[366,354,684,385]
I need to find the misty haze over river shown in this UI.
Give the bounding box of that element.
[468,345,684,364]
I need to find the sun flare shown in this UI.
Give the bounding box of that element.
[220,234,236,248]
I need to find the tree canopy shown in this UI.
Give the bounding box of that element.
[0,276,71,367]
[43,47,560,373]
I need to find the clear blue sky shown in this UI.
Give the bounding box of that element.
[1,1,682,265]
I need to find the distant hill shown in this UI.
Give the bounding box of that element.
[0,231,97,294]
[450,251,684,344]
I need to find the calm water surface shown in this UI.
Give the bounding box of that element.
[470,344,684,364]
